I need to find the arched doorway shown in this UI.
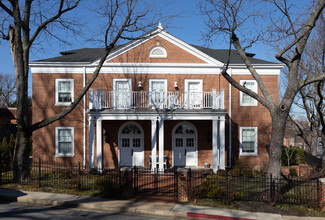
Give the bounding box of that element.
[118,122,144,167]
[172,122,198,167]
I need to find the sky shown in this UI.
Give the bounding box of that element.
[0,0,312,117]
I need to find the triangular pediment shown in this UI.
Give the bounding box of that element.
[91,28,224,66]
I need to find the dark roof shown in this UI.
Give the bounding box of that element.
[33,43,277,65]
[190,45,277,65]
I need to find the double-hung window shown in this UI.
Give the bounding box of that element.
[240,80,257,106]
[55,79,74,105]
[240,127,258,156]
[55,127,74,157]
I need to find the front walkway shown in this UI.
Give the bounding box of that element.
[1,188,323,220]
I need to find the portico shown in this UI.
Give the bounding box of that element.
[88,109,226,172]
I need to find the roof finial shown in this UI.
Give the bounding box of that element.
[158,22,163,29]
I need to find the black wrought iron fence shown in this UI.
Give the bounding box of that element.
[0,158,320,207]
[188,170,320,208]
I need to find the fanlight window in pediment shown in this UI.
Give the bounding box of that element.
[149,46,167,58]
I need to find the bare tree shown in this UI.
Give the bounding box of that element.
[0,0,171,181]
[288,12,325,164]
[201,0,325,182]
[0,73,16,107]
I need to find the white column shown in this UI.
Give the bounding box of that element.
[89,116,95,169]
[158,119,164,172]
[96,119,102,171]
[151,119,157,171]
[89,89,94,110]
[212,119,219,172]
[219,117,226,170]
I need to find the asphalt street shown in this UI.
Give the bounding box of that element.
[0,201,183,220]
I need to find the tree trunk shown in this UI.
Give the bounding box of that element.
[267,113,287,179]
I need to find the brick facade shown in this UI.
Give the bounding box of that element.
[31,29,281,171]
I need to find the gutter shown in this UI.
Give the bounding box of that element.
[83,67,86,168]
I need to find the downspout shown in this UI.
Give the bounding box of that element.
[83,67,86,168]
[227,68,232,168]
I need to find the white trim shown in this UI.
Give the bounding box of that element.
[239,127,258,156]
[172,121,198,167]
[55,79,74,106]
[149,46,167,58]
[31,65,281,75]
[149,79,167,92]
[55,127,74,157]
[240,80,258,106]
[184,79,203,109]
[113,78,132,109]
[118,121,144,167]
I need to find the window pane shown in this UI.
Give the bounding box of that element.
[242,142,255,152]
[58,92,71,102]
[59,81,71,92]
[58,142,72,154]
[242,81,256,104]
[58,129,71,142]
[122,138,130,147]
[133,138,141,148]
[57,128,73,155]
[151,81,165,92]
[242,129,256,153]
[175,138,183,147]
[186,138,194,147]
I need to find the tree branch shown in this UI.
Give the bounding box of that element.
[0,1,14,17]
[28,0,80,49]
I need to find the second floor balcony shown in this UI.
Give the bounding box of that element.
[89,89,224,110]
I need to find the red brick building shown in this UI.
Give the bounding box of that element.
[30,25,283,172]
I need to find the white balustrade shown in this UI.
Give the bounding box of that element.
[89,90,224,110]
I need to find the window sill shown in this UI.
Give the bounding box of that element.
[55,102,72,106]
[55,154,74,158]
[239,153,258,157]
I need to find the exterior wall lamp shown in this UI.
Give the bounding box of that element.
[174,82,178,89]
[138,81,143,88]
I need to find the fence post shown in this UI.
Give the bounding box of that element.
[154,167,158,195]
[133,166,137,196]
[226,170,229,203]
[174,167,178,200]
[187,168,192,199]
[0,154,2,185]
[319,178,325,209]
[119,168,122,197]
[38,158,41,188]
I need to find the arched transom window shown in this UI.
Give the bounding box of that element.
[149,46,167,58]
[175,124,195,135]
[121,124,141,135]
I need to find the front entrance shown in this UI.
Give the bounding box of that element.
[118,122,144,167]
[172,122,198,167]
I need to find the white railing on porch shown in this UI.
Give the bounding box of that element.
[89,89,224,110]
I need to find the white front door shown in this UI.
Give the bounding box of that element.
[172,122,197,167]
[149,79,167,108]
[113,79,131,108]
[185,79,202,109]
[119,123,144,167]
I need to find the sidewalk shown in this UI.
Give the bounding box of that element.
[0,188,324,220]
